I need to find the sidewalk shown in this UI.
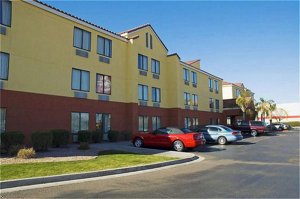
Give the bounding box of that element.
[0,141,201,189]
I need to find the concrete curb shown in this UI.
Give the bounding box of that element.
[0,155,199,189]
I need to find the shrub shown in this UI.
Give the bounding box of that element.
[91,130,103,143]
[0,131,24,154]
[17,147,36,159]
[8,145,24,156]
[78,131,92,143]
[121,131,132,141]
[51,129,70,147]
[108,130,120,142]
[78,142,90,150]
[286,121,300,127]
[31,132,53,152]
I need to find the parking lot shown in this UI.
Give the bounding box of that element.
[3,129,299,198]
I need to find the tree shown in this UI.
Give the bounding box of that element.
[255,98,270,122]
[255,98,276,123]
[267,100,276,124]
[236,89,254,120]
[273,108,288,122]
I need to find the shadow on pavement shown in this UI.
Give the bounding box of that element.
[231,142,255,146]
[193,146,226,153]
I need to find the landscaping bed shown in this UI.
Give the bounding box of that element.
[0,150,176,181]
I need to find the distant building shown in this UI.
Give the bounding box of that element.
[222,82,255,124]
[271,102,300,123]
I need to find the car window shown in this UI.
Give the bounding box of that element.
[220,125,233,132]
[200,127,208,132]
[208,127,219,132]
[181,128,193,133]
[168,128,184,134]
[155,128,169,135]
[241,121,248,126]
[250,121,264,126]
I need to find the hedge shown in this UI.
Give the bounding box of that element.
[0,131,24,154]
[51,129,70,147]
[286,121,300,127]
[31,132,52,151]
[108,130,120,142]
[121,131,132,141]
[91,130,103,143]
[78,130,92,143]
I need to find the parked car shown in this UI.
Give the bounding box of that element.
[228,120,267,137]
[132,127,205,152]
[196,125,243,145]
[267,122,291,131]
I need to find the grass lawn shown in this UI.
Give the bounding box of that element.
[0,150,177,181]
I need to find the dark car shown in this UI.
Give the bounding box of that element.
[268,122,291,131]
[229,120,267,137]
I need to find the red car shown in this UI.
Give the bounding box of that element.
[132,127,205,152]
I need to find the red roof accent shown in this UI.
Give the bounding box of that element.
[34,0,127,40]
[184,59,200,65]
[119,23,151,34]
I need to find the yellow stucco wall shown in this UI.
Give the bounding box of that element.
[1,0,223,112]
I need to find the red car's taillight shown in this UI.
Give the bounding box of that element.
[232,132,238,135]
[194,133,203,140]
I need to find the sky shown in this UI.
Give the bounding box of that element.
[46,0,299,104]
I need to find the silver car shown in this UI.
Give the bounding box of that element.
[198,125,243,145]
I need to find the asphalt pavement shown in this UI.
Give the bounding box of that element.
[2,129,299,198]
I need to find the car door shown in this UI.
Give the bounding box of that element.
[207,127,220,142]
[151,128,170,147]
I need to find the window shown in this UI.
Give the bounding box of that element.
[209,98,214,109]
[152,116,161,131]
[192,94,198,106]
[183,68,190,82]
[0,52,9,80]
[0,0,11,27]
[184,117,191,128]
[215,99,220,110]
[96,74,111,95]
[184,92,190,105]
[138,116,148,132]
[150,34,153,49]
[97,36,112,57]
[138,84,148,101]
[236,89,240,97]
[0,108,6,133]
[146,33,148,48]
[152,87,161,102]
[208,78,213,91]
[73,27,91,51]
[214,80,219,92]
[72,68,90,92]
[138,54,148,71]
[192,71,197,84]
[71,112,89,133]
[151,59,160,74]
[192,118,199,129]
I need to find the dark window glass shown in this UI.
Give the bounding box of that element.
[72,68,90,92]
[138,54,148,71]
[97,36,112,57]
[0,52,9,80]
[73,27,91,51]
[0,0,11,27]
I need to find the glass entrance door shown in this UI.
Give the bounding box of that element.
[96,113,111,141]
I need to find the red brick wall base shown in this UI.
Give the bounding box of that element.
[1,90,225,144]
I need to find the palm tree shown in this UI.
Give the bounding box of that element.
[236,89,254,120]
[255,98,269,121]
[267,100,276,124]
[255,98,276,123]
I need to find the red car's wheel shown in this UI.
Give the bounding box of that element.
[173,140,184,152]
[133,138,143,148]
